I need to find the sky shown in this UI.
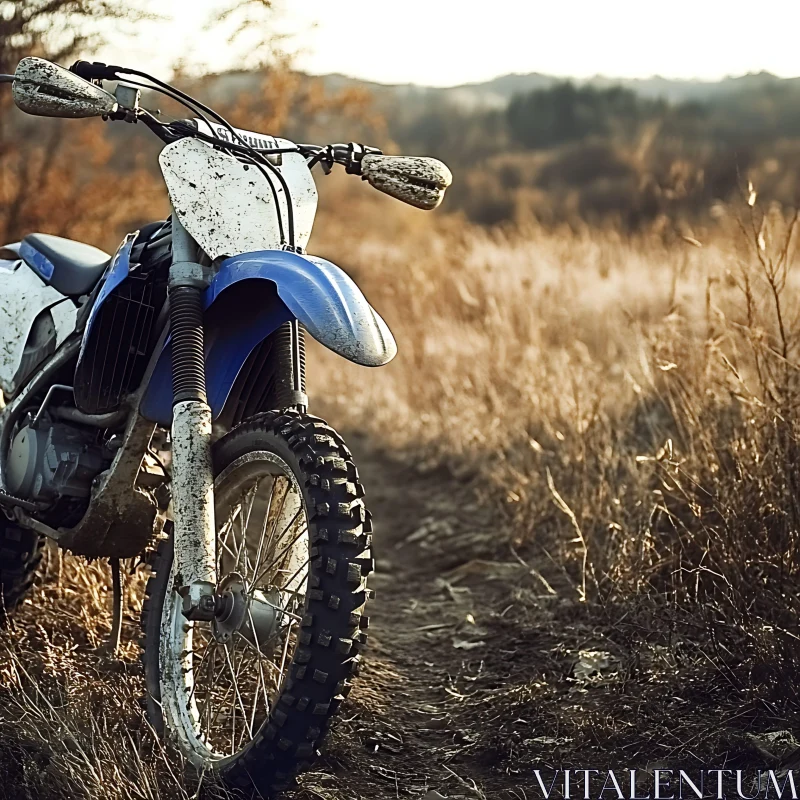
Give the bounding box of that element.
[94,0,800,87]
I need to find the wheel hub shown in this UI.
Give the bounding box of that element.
[213,572,282,648]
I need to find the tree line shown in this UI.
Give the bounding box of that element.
[382,77,800,227]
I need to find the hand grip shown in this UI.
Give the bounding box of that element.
[70,61,121,81]
[360,154,452,210]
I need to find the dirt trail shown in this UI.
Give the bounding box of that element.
[0,429,543,800]
[295,433,534,800]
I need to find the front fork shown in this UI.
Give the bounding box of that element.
[168,210,217,620]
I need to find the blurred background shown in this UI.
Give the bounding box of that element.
[8,0,800,243]
[7,3,800,798]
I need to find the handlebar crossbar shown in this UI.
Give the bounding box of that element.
[5,56,450,213]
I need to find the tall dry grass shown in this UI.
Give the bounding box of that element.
[0,546,238,800]
[312,197,800,711]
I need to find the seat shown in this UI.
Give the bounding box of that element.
[20,233,110,296]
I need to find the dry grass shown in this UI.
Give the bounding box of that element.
[5,200,800,794]
[314,202,800,601]
[309,201,800,761]
[0,547,238,800]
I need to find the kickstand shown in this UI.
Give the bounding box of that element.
[108,557,123,656]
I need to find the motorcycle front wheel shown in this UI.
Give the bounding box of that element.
[141,411,373,796]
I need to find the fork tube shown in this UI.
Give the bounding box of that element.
[169,209,217,620]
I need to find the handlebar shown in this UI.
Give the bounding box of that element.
[67,60,385,174]
[7,56,451,210]
[14,58,381,175]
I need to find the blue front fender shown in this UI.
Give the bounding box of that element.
[140,249,396,425]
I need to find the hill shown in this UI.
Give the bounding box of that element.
[319,68,800,108]
[200,67,800,111]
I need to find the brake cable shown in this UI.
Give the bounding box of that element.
[73,62,299,249]
[131,98,291,247]
[116,67,299,250]
[136,103,289,249]
[169,120,304,247]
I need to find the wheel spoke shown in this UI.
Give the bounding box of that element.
[186,632,214,709]
[251,478,276,586]
[223,642,254,748]
[234,629,276,662]
[199,643,230,741]
[277,619,295,687]
[218,507,242,573]
[206,678,235,740]
[249,657,264,735]
[278,555,312,601]
[245,605,272,718]
[262,478,290,568]
[263,599,303,623]
[233,483,256,575]
[249,510,306,589]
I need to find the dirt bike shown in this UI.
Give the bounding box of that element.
[0,57,451,795]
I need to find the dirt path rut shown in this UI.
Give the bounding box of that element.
[293,433,531,800]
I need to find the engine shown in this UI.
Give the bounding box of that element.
[6,420,109,503]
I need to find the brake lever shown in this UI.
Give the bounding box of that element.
[302,145,334,174]
[302,142,383,175]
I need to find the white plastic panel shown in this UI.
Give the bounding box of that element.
[50,297,78,346]
[0,260,69,394]
[159,133,318,260]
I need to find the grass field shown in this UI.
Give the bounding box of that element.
[4,203,800,798]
